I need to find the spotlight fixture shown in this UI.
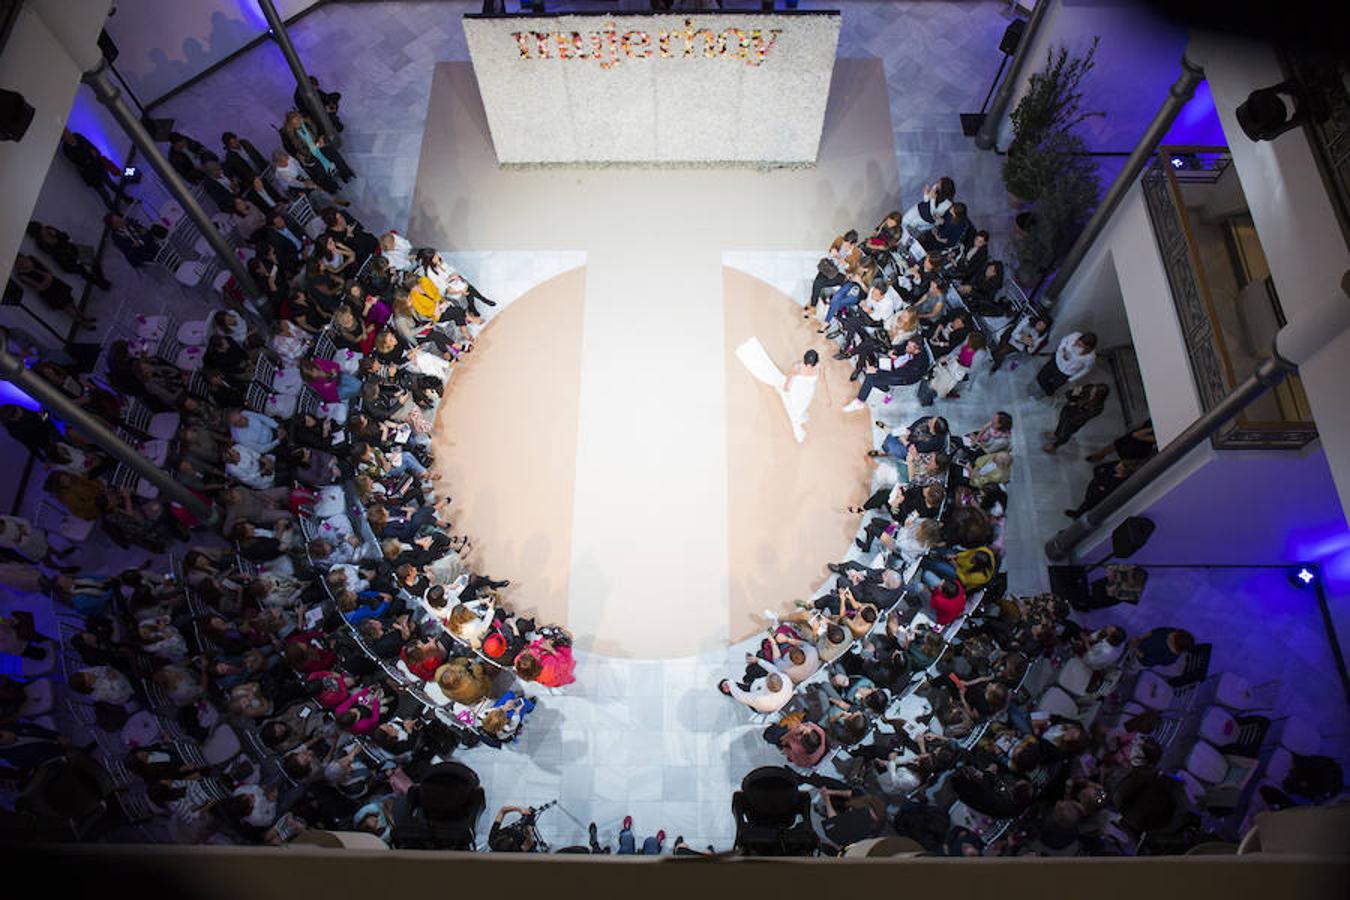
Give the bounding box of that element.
[1235,80,1328,143]
[1169,156,1185,169]
[122,165,140,181]
[1289,564,1319,589]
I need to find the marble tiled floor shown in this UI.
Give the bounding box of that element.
[9,0,1346,853]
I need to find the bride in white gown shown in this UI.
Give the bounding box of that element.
[736,339,822,443]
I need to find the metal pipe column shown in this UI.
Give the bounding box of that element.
[256,0,341,146]
[82,60,261,300]
[1043,53,1205,304]
[1045,356,1291,560]
[974,0,1054,151]
[0,329,214,520]
[1046,269,1350,560]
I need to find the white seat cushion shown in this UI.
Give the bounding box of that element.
[1036,686,1079,719]
[1057,656,1094,696]
[148,412,181,440]
[20,679,54,716]
[175,260,207,286]
[202,724,242,766]
[1133,670,1174,710]
[1197,706,1239,746]
[1185,740,1228,783]
[1209,672,1253,709]
[1274,716,1319,755]
[1265,748,1294,785]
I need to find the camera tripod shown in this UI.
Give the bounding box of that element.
[519,799,558,852]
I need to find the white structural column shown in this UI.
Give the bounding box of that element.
[567,248,731,658]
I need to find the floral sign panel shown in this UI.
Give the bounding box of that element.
[463,13,842,164]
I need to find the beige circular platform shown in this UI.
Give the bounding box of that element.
[431,266,870,657]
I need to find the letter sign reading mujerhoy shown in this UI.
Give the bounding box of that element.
[511,19,783,69]
[463,11,841,164]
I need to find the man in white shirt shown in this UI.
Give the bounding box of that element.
[229,410,282,453]
[718,672,793,714]
[379,231,415,271]
[224,444,275,490]
[1034,330,1097,398]
[270,150,344,210]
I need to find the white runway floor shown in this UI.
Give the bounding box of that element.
[567,248,732,658]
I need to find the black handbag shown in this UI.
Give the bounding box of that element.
[817,258,840,279]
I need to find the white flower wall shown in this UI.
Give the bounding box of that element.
[462,13,841,165]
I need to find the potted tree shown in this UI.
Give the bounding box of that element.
[1003,38,1103,207]
[1011,138,1101,289]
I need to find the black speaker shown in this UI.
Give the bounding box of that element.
[960,113,986,137]
[1111,516,1155,559]
[0,88,34,142]
[999,18,1026,56]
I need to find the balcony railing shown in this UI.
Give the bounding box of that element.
[1140,146,1317,450]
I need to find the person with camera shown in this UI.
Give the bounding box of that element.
[488,805,542,852]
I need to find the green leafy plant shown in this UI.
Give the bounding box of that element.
[1011,133,1101,279]
[1002,136,1062,203]
[1008,38,1103,156]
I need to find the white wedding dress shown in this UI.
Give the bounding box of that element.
[736,337,818,443]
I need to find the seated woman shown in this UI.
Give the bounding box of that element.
[964,412,1013,456]
[446,595,496,649]
[432,656,495,706]
[514,626,576,688]
[776,716,829,769]
[964,451,1013,489]
[900,177,955,236]
[479,691,535,742]
[334,687,381,735]
[951,674,1009,722]
[400,636,447,681]
[765,631,821,684]
[926,312,972,360]
[957,260,1007,316]
[947,230,989,284]
[926,579,967,627]
[920,202,973,258]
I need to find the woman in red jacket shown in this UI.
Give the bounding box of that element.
[928,579,967,627]
[400,637,446,681]
[284,630,336,674]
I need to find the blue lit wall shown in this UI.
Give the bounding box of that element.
[1161,81,1227,148]
[0,380,39,412]
[63,87,132,166]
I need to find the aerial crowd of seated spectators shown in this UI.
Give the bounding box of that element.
[1,87,579,846]
[1,88,1340,855]
[710,180,1338,856]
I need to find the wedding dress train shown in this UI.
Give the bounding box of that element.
[736,336,817,444]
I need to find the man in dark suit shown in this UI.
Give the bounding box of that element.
[103,212,163,268]
[168,132,205,184]
[842,339,931,410]
[259,211,306,277]
[221,131,268,184]
[200,160,240,213]
[60,129,123,210]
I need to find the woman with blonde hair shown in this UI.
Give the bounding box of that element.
[447,595,496,649]
[280,110,353,185]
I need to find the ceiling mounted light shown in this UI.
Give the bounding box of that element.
[1235,80,1328,142]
